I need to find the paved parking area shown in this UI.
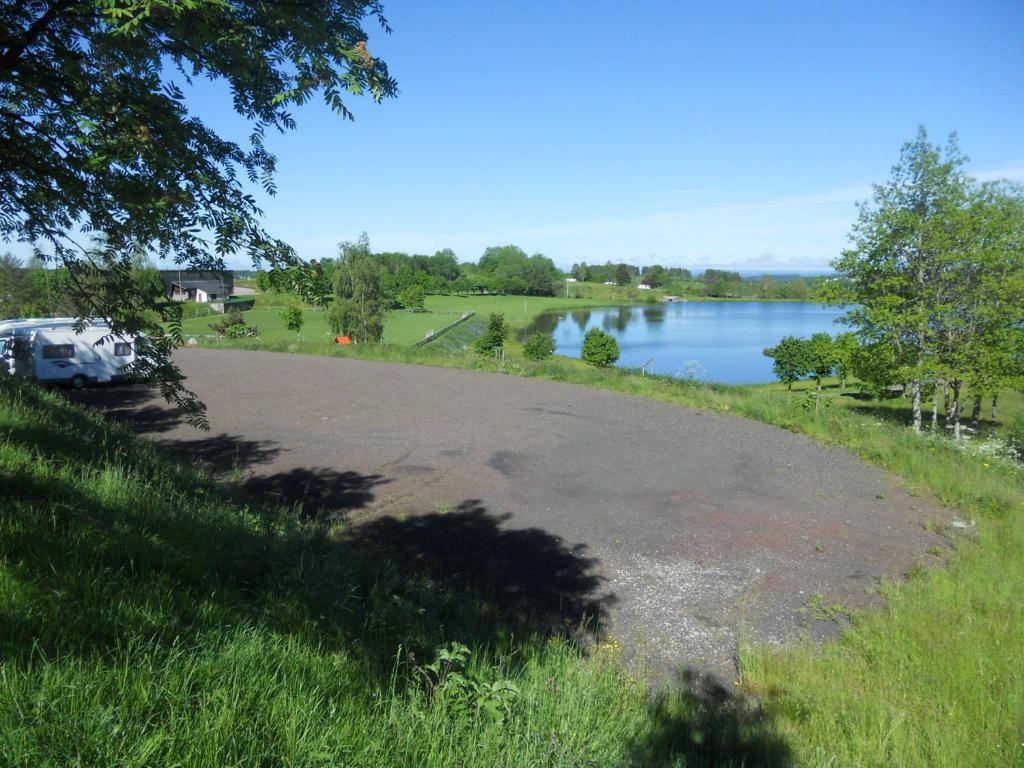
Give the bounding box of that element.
[75,348,947,679]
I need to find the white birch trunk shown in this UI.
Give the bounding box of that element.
[951,380,962,440]
[911,379,922,434]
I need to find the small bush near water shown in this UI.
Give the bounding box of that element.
[522,331,556,360]
[581,327,620,367]
[474,312,510,355]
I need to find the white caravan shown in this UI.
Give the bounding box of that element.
[0,319,141,389]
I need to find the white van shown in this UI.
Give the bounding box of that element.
[0,319,141,389]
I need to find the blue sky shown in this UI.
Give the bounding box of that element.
[64,2,1024,271]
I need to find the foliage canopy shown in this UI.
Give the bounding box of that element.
[831,127,1024,433]
[0,0,396,423]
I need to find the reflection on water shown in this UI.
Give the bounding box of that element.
[525,301,847,385]
[602,306,634,333]
[642,306,665,325]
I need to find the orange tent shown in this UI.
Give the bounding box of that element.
[335,336,352,345]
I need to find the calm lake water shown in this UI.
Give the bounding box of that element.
[527,301,847,384]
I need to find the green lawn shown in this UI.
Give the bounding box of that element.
[176,291,647,348]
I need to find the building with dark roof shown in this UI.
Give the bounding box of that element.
[158,271,234,303]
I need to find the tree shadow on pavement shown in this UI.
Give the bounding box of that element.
[3,378,612,675]
[242,467,390,520]
[629,668,792,767]
[4,380,796,764]
[348,500,613,642]
[65,384,183,434]
[158,433,283,473]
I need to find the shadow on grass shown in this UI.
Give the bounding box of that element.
[627,668,792,767]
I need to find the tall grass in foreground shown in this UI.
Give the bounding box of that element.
[182,338,1023,765]
[0,377,786,767]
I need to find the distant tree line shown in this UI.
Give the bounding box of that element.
[254,239,836,316]
[568,260,828,299]
[258,240,563,314]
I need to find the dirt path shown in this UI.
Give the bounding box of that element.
[73,348,947,679]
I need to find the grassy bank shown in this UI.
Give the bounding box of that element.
[152,336,1023,765]
[1,376,791,767]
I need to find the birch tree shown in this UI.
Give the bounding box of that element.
[835,130,1023,436]
[833,128,970,433]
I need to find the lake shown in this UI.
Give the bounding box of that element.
[527,301,848,384]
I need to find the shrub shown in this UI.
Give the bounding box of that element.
[209,309,245,336]
[223,324,259,338]
[475,313,510,354]
[280,303,304,336]
[766,335,807,390]
[522,332,556,361]
[581,328,619,367]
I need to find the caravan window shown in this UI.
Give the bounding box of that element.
[114,342,132,356]
[42,344,75,359]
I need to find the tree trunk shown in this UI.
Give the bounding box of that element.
[970,396,982,431]
[816,376,822,392]
[931,385,939,431]
[991,395,998,424]
[911,380,922,434]
[943,381,950,426]
[950,380,962,440]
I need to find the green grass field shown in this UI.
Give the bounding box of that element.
[176,290,643,349]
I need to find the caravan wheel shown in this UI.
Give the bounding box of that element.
[70,374,88,391]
